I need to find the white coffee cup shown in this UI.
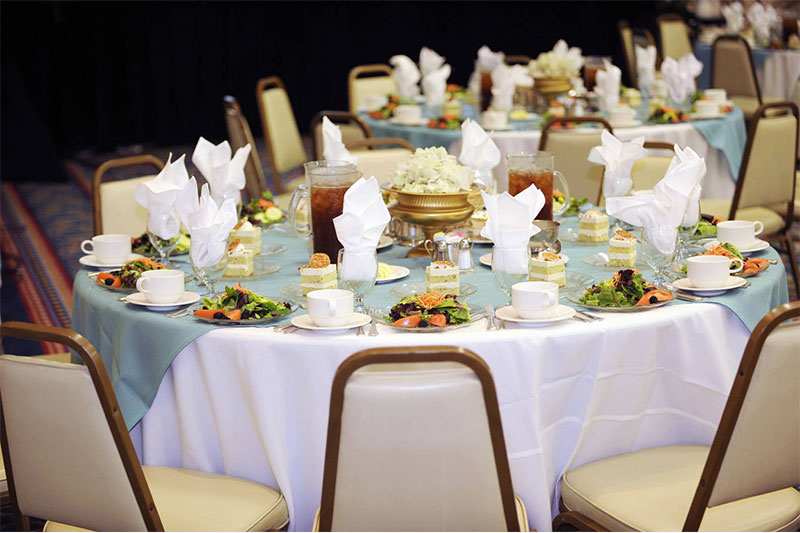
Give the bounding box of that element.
[511,281,558,319]
[687,255,744,288]
[716,220,764,249]
[481,110,508,129]
[135,269,185,304]
[364,93,389,111]
[306,289,354,327]
[81,234,131,265]
[703,88,727,104]
[609,105,636,124]
[394,104,422,124]
[695,100,718,117]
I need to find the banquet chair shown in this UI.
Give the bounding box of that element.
[699,101,799,296]
[224,95,269,201]
[93,155,164,235]
[0,322,289,532]
[256,76,308,194]
[539,117,614,205]
[553,300,800,532]
[314,346,529,532]
[310,111,372,160]
[711,35,763,123]
[618,21,637,86]
[504,55,531,66]
[657,13,693,60]
[348,64,396,113]
[345,137,414,186]
[630,141,676,192]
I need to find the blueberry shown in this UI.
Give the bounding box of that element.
[213,312,225,319]
[419,319,429,327]
[105,278,114,286]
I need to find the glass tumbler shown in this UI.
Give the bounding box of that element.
[506,151,571,220]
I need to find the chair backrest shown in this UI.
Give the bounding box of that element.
[255,76,308,193]
[731,102,798,229]
[618,21,637,86]
[504,55,531,66]
[683,301,800,530]
[223,95,267,200]
[93,155,163,235]
[539,117,614,204]
[657,13,693,60]
[711,35,761,103]
[630,141,676,192]
[346,138,414,186]
[348,64,396,113]
[318,347,519,532]
[310,111,372,160]
[0,322,162,531]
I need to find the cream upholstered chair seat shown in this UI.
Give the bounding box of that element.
[561,445,800,531]
[699,198,785,236]
[44,466,288,532]
[351,148,412,185]
[768,174,800,218]
[99,175,155,236]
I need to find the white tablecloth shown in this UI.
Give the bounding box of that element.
[758,49,800,100]
[132,303,750,532]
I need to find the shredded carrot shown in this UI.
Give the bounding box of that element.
[417,292,445,308]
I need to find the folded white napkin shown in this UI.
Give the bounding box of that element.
[419,46,446,77]
[468,45,506,96]
[748,3,779,46]
[421,64,451,107]
[635,45,657,93]
[667,145,706,227]
[333,176,391,280]
[389,55,421,100]
[321,116,358,165]
[185,183,238,268]
[480,186,545,274]
[722,1,745,34]
[588,131,647,199]
[459,119,501,189]
[134,153,191,240]
[661,54,703,105]
[191,137,250,207]
[606,148,706,254]
[490,64,516,111]
[595,59,621,112]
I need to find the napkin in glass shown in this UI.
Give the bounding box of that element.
[468,45,505,95]
[595,59,621,112]
[480,186,545,274]
[722,1,745,34]
[588,131,647,199]
[134,153,191,240]
[322,116,358,165]
[421,64,451,108]
[747,3,779,47]
[635,45,657,94]
[419,46,446,78]
[191,137,250,207]
[660,54,703,105]
[333,176,391,280]
[491,64,532,111]
[185,183,238,268]
[459,118,500,189]
[389,55,421,100]
[606,150,705,254]
[666,145,706,228]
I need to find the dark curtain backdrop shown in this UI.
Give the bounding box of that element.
[1,0,686,180]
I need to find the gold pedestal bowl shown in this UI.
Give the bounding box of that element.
[534,76,573,107]
[386,187,476,258]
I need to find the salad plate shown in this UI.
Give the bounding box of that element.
[570,269,675,312]
[608,119,643,128]
[377,235,394,251]
[389,281,477,299]
[670,276,747,296]
[88,258,190,292]
[260,243,288,256]
[560,227,610,245]
[388,117,428,126]
[581,252,643,269]
[672,242,770,278]
[191,286,296,325]
[290,312,371,332]
[124,291,200,311]
[221,261,280,281]
[495,304,575,326]
[700,238,769,255]
[376,265,411,284]
[80,253,145,269]
[382,293,480,333]
[480,253,570,267]
[242,191,286,227]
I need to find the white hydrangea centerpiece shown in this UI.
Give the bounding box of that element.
[391,147,474,193]
[529,39,585,78]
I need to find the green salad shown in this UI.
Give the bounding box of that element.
[579,269,673,307]
[553,193,590,216]
[132,232,190,255]
[195,285,293,321]
[387,293,470,328]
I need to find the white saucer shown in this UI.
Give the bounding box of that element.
[671,276,747,296]
[609,119,643,128]
[479,253,569,267]
[124,291,200,311]
[290,312,371,332]
[377,235,394,250]
[690,112,724,120]
[495,304,576,325]
[481,122,512,131]
[701,238,769,255]
[79,253,145,269]
[388,117,428,126]
[376,265,411,284]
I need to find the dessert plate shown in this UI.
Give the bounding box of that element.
[690,112,724,120]
[481,123,512,131]
[700,238,769,255]
[670,276,746,296]
[124,291,200,311]
[581,252,642,269]
[79,253,145,269]
[260,243,288,256]
[388,117,428,126]
[377,235,394,250]
[480,253,569,267]
[290,312,371,332]
[495,304,575,326]
[560,227,611,245]
[609,119,643,128]
[222,261,280,281]
[389,282,478,299]
[376,265,411,284]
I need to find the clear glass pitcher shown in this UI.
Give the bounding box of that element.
[505,151,570,220]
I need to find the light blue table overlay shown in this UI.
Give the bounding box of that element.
[73,220,788,429]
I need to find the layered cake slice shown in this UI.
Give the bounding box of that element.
[529,252,567,287]
[231,218,262,254]
[578,208,610,243]
[225,239,255,277]
[426,261,460,296]
[299,253,337,295]
[609,229,637,267]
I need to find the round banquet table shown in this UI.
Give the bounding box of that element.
[363,107,746,199]
[72,221,788,532]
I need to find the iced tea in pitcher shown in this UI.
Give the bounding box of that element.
[505,152,570,221]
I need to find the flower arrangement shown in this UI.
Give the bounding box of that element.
[391,147,474,193]
[528,40,584,79]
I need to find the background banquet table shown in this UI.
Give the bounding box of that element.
[73,221,788,532]
[695,42,800,100]
[364,107,746,198]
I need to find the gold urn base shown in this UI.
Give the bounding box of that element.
[534,76,573,107]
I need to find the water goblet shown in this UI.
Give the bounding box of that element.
[676,204,701,264]
[190,240,229,297]
[147,211,181,267]
[491,246,530,304]
[337,248,378,313]
[640,228,678,289]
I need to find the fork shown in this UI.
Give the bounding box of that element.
[166,308,191,319]
[368,307,380,336]
[485,304,498,331]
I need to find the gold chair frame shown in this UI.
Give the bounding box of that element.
[223,94,268,200]
[347,64,394,113]
[344,137,413,151]
[92,155,164,235]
